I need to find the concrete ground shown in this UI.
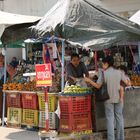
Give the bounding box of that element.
[0,126,140,140]
[0,126,39,140]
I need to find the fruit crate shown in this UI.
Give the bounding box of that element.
[59,112,92,132]
[38,93,58,111]
[21,93,38,109]
[22,109,38,126]
[59,95,91,113]
[39,111,59,130]
[7,93,21,108]
[7,107,22,127]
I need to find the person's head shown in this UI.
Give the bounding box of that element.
[7,61,17,76]
[71,53,80,67]
[10,57,18,68]
[102,56,114,70]
[12,57,17,62]
[119,65,128,75]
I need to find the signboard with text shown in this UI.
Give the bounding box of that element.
[36,64,52,87]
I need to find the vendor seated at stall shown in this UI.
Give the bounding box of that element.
[66,53,89,85]
[6,61,24,83]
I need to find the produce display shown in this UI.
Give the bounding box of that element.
[49,69,61,92]
[113,53,127,67]
[63,85,92,94]
[130,75,140,86]
[3,80,42,91]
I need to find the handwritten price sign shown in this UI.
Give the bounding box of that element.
[36,64,52,87]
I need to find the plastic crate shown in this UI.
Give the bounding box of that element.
[21,93,38,109]
[39,111,59,130]
[7,107,22,126]
[7,93,21,108]
[59,112,92,132]
[22,109,38,126]
[59,95,91,113]
[38,93,58,111]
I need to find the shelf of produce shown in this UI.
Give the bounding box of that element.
[37,92,58,95]
[3,90,36,94]
[3,90,60,95]
[3,90,19,94]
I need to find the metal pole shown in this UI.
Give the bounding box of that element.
[138,42,140,63]
[94,51,98,71]
[2,46,7,126]
[61,41,65,91]
[44,87,49,131]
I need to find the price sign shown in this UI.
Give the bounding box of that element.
[36,64,52,87]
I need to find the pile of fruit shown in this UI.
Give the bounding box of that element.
[63,85,92,94]
[131,75,140,86]
[3,80,43,91]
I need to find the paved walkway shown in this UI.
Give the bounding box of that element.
[1,126,140,140]
[0,127,39,140]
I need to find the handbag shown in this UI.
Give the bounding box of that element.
[95,72,110,102]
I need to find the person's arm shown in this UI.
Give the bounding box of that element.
[121,72,131,86]
[120,86,124,103]
[85,77,102,89]
[85,71,103,89]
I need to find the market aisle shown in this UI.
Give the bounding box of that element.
[0,126,39,140]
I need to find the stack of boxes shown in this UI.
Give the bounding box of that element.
[7,91,22,127]
[6,91,58,130]
[38,93,58,130]
[59,95,92,132]
[21,92,39,128]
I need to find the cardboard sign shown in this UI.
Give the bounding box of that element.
[36,64,52,87]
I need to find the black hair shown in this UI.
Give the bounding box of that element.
[102,56,114,67]
[9,61,18,68]
[119,65,128,75]
[71,53,79,60]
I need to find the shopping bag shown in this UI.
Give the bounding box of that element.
[95,83,109,102]
[95,72,110,102]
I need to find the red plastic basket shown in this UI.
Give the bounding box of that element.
[21,93,38,109]
[59,112,92,132]
[59,95,91,113]
[7,93,21,108]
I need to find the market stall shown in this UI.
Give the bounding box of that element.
[33,0,140,135]
[1,0,140,139]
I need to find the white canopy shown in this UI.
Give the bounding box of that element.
[129,10,140,25]
[0,11,41,37]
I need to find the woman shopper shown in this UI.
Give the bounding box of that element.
[85,56,130,140]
